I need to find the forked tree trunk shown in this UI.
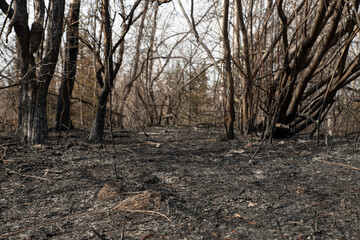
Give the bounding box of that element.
[1,0,65,144]
[88,0,145,142]
[54,0,81,131]
[27,0,65,144]
[89,0,113,142]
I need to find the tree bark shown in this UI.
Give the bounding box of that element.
[89,0,143,141]
[89,0,114,142]
[235,0,253,135]
[222,0,235,139]
[54,0,81,131]
[285,0,345,121]
[1,0,64,144]
[0,0,65,145]
[25,0,65,144]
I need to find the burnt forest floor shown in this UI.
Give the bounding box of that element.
[0,126,360,239]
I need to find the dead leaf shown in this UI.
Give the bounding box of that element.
[112,190,164,211]
[234,213,247,219]
[212,232,220,238]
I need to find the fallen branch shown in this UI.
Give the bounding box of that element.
[313,158,360,171]
[5,168,53,184]
[114,209,172,223]
[0,145,6,161]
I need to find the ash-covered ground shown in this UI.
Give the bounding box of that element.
[1,127,359,239]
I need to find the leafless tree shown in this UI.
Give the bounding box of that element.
[54,0,81,132]
[229,0,360,138]
[0,0,65,144]
[221,0,235,139]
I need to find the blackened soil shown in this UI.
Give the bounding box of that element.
[0,127,359,239]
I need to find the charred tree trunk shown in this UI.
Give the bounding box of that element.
[235,0,253,135]
[276,0,351,138]
[92,84,112,142]
[54,0,81,131]
[222,0,235,139]
[88,0,145,142]
[145,3,159,126]
[89,0,114,142]
[25,0,64,144]
[284,0,345,122]
[1,0,65,144]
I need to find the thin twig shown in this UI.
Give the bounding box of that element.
[0,0,14,38]
[313,158,360,171]
[120,225,125,240]
[5,168,53,184]
[276,219,285,240]
[0,146,6,161]
[249,137,267,165]
[92,226,108,240]
[311,211,319,235]
[109,90,115,148]
[116,209,172,223]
